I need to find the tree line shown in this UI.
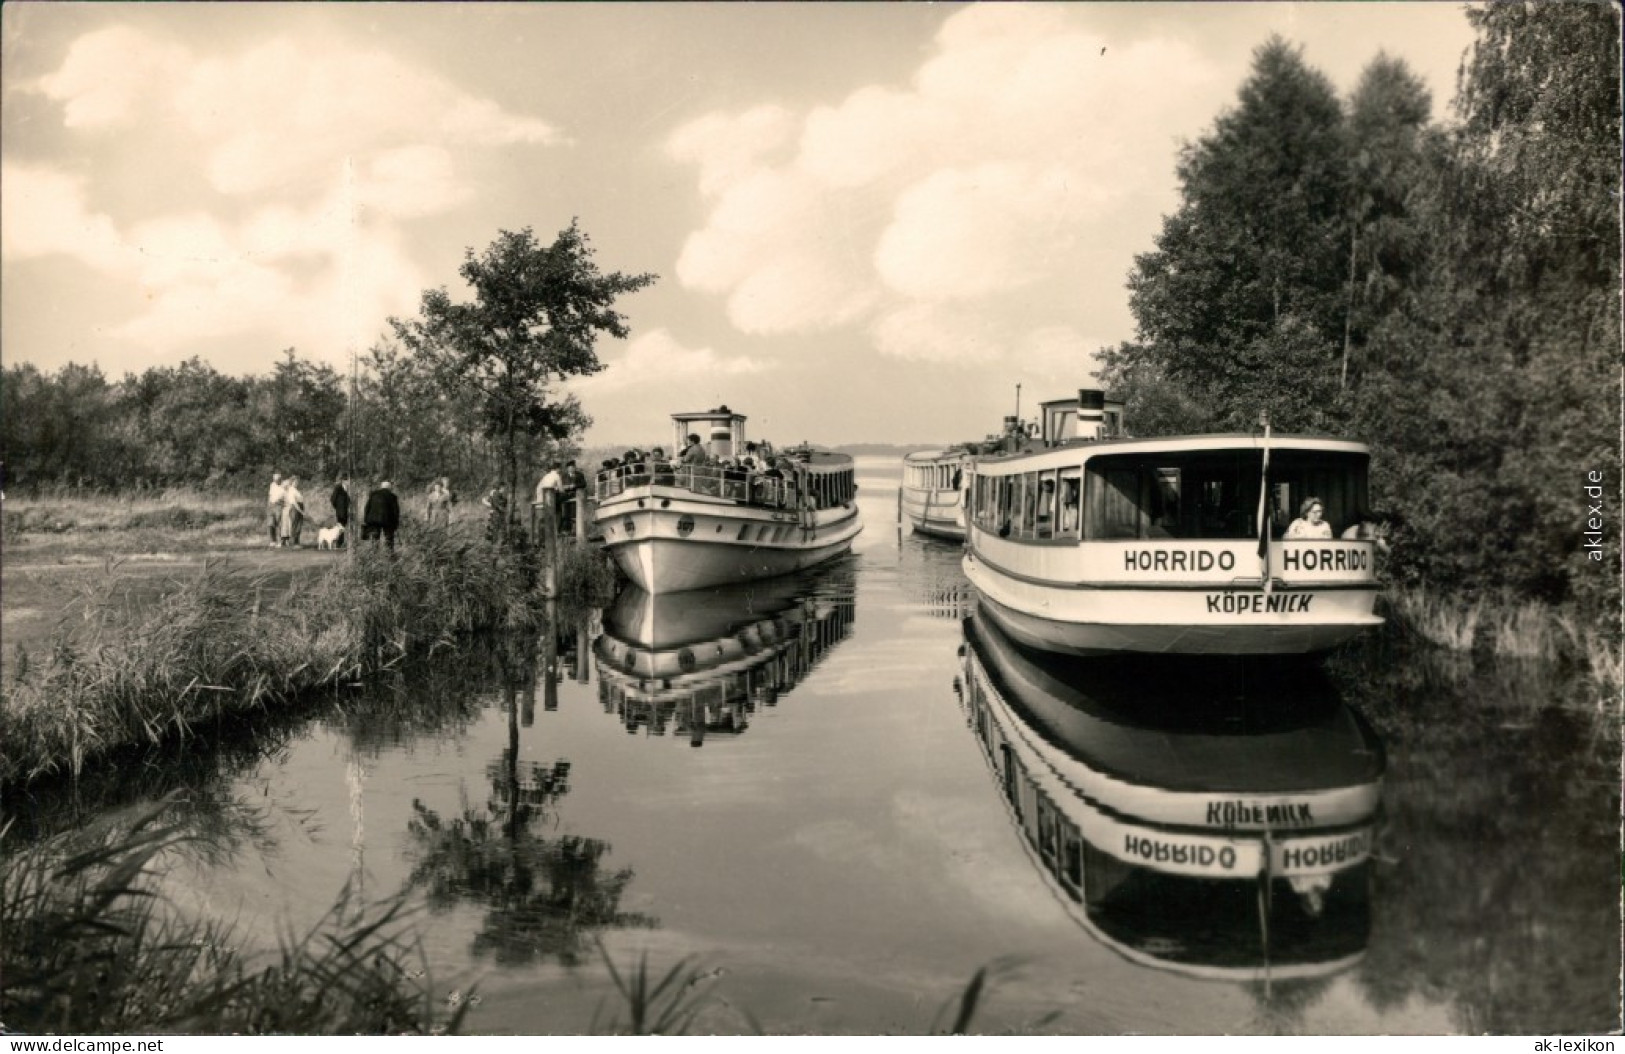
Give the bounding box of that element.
[1100,5,1619,618]
[3,345,489,494]
[2,222,654,522]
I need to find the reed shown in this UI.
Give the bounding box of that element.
[0,537,544,784]
[1379,586,1622,707]
[0,803,463,1035]
[589,943,727,1036]
[1382,587,1483,651]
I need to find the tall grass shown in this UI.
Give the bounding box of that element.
[1382,586,1621,703]
[1,803,464,1034]
[0,534,540,784]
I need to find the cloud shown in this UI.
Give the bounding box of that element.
[0,163,130,269]
[34,26,186,128]
[667,4,1220,368]
[572,328,769,395]
[13,25,559,364]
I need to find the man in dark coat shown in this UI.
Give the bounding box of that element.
[362,480,401,550]
[330,478,351,547]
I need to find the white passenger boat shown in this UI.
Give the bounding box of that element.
[962,389,1383,656]
[900,447,971,541]
[594,568,855,745]
[593,407,863,593]
[959,608,1380,979]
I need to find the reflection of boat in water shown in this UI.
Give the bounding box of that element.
[962,388,1383,656]
[593,407,862,593]
[594,565,856,746]
[959,606,1383,980]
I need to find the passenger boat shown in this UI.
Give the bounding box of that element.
[958,607,1381,979]
[593,407,863,593]
[900,447,971,541]
[594,567,855,745]
[962,388,1383,656]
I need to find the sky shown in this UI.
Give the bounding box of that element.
[1,2,1480,447]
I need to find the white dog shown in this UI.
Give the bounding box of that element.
[317,523,345,550]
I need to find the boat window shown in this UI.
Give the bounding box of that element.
[1036,469,1058,538]
[1060,821,1083,894]
[1083,449,1369,541]
[1058,468,1082,538]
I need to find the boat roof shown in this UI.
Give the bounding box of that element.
[976,432,1369,467]
[903,448,971,463]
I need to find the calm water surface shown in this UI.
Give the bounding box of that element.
[10,457,1620,1034]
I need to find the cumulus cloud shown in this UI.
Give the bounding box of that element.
[573,328,769,395]
[1,163,130,268]
[14,25,559,363]
[667,4,1218,371]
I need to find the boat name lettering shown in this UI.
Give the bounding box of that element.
[1280,832,1370,871]
[1123,834,1237,870]
[1205,593,1313,613]
[1123,549,1235,572]
[1279,547,1369,572]
[1206,801,1314,826]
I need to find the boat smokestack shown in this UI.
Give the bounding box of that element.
[1077,388,1107,440]
[709,422,734,459]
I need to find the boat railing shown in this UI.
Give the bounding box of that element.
[595,462,806,510]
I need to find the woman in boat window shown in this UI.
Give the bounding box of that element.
[1285,496,1333,539]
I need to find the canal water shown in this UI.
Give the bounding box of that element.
[8,457,1620,1034]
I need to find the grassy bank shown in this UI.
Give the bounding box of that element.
[0,533,618,785]
[1380,586,1622,706]
[1,803,465,1035]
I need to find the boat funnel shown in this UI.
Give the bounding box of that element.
[1077,388,1107,440]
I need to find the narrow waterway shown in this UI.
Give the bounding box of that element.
[6,457,1618,1034]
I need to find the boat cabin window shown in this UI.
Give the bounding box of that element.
[1082,449,1369,541]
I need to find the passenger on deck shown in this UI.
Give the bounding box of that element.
[1285,497,1333,540]
[1341,510,1392,554]
[649,448,675,485]
[622,449,649,486]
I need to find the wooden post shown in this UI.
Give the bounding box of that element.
[542,490,559,598]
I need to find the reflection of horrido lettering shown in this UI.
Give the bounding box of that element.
[1123,549,1235,572]
[1123,834,1237,870]
[1206,801,1314,826]
[1279,547,1369,572]
[1206,593,1313,613]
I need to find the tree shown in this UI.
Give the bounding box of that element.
[1340,54,1440,391]
[1126,37,1351,432]
[1355,2,1621,611]
[391,222,656,543]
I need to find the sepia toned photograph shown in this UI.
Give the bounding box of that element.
[1,1,1619,1039]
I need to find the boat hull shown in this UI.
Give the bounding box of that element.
[597,488,861,592]
[900,486,965,541]
[964,549,1380,657]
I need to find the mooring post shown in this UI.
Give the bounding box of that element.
[542,490,559,598]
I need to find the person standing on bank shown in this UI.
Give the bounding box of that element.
[267,472,285,547]
[280,475,306,547]
[363,480,401,550]
[426,477,453,530]
[560,460,586,534]
[330,477,351,547]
